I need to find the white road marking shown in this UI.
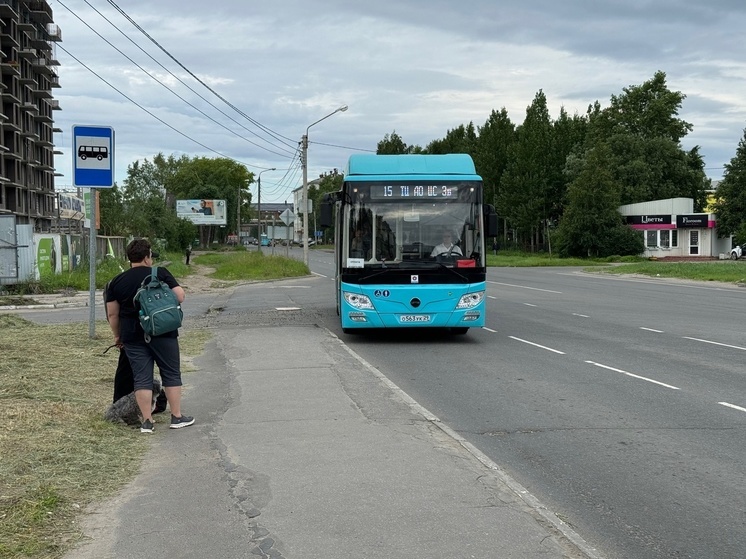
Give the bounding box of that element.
[275,307,301,311]
[719,402,746,413]
[488,281,562,294]
[683,336,746,351]
[482,327,498,333]
[586,361,680,390]
[509,336,566,354]
[523,302,537,307]
[487,295,498,300]
[573,313,589,318]
[640,327,664,333]
[312,271,327,278]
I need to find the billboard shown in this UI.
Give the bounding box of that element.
[58,193,85,221]
[176,199,227,225]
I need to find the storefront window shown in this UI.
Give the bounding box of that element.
[660,230,670,248]
[646,231,657,248]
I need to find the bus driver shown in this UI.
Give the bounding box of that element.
[431,231,463,258]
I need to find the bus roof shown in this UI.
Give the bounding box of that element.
[345,154,480,180]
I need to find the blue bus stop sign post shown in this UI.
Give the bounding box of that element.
[73,125,115,338]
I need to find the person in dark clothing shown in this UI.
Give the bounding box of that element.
[185,245,192,265]
[105,257,167,413]
[111,349,168,412]
[105,239,194,433]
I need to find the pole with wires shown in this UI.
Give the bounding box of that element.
[302,105,348,266]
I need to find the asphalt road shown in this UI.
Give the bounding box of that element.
[15,249,746,558]
[303,252,746,559]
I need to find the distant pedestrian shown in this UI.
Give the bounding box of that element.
[185,245,192,265]
[492,239,499,255]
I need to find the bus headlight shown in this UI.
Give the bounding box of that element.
[343,292,375,310]
[456,291,484,310]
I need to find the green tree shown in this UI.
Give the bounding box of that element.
[120,158,196,250]
[550,107,587,223]
[168,157,252,247]
[426,122,478,156]
[591,70,692,143]
[498,90,555,249]
[377,131,409,154]
[556,144,643,258]
[308,169,344,243]
[98,184,126,237]
[473,108,516,241]
[714,128,746,243]
[586,71,707,208]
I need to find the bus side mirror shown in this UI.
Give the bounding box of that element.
[484,205,498,237]
[320,200,333,229]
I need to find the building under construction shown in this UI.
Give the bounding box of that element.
[0,0,61,232]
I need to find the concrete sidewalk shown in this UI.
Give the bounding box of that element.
[64,324,602,559]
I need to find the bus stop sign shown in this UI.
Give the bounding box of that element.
[73,125,115,188]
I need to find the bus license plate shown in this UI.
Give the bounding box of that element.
[400,315,430,323]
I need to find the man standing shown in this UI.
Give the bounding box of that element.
[185,245,192,265]
[105,239,195,433]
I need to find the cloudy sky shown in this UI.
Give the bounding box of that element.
[51,0,746,202]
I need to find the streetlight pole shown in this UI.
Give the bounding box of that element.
[302,104,348,266]
[256,167,276,252]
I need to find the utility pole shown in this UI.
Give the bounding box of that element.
[257,168,276,252]
[301,133,309,265]
[302,105,347,266]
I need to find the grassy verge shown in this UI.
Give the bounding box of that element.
[194,250,309,281]
[588,260,746,284]
[486,250,642,267]
[0,316,211,559]
[487,250,746,285]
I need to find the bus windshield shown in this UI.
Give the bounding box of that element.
[343,180,483,268]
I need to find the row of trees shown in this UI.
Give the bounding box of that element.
[377,70,716,257]
[98,70,746,258]
[98,153,252,250]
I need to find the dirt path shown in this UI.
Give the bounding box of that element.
[178,262,236,294]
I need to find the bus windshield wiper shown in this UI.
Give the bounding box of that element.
[359,267,397,282]
[436,263,469,282]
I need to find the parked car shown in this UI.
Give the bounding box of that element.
[244,236,258,245]
[730,245,742,260]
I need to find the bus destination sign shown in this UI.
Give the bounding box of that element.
[370,184,459,200]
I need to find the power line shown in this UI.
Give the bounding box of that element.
[106,0,297,149]
[309,140,376,153]
[57,0,295,159]
[56,42,274,171]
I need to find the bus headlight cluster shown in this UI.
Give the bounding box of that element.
[343,292,375,310]
[456,291,484,310]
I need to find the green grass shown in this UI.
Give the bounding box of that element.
[486,249,643,267]
[589,260,746,284]
[486,250,746,284]
[0,315,211,558]
[1,250,306,297]
[194,250,309,281]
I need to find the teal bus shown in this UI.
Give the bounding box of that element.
[320,154,497,334]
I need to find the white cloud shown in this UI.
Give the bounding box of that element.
[51,0,746,198]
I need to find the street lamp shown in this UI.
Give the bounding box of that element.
[256,167,276,252]
[302,104,348,266]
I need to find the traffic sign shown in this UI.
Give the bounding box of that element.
[279,208,295,226]
[73,125,115,188]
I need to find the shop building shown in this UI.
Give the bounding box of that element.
[619,197,731,259]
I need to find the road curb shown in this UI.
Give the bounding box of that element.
[327,326,606,559]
